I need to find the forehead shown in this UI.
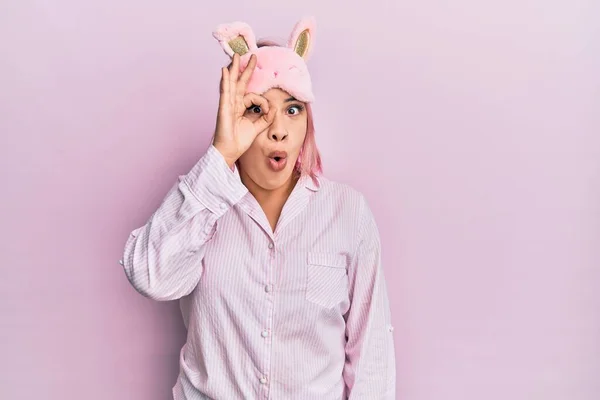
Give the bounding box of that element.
[261,88,298,103]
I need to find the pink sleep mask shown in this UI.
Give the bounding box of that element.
[212,17,316,103]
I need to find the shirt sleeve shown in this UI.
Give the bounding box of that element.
[343,195,397,399]
[120,144,248,301]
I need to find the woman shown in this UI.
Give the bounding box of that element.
[120,16,396,400]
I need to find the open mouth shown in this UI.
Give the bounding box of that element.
[267,151,288,162]
[267,151,288,171]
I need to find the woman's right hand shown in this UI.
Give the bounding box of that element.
[213,53,276,168]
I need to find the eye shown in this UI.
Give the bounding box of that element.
[287,104,304,115]
[247,105,262,114]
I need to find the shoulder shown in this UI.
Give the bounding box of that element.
[312,175,372,218]
[314,175,364,199]
[313,175,381,248]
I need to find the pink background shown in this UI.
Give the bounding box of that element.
[1,1,598,399]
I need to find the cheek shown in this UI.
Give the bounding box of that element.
[290,120,308,147]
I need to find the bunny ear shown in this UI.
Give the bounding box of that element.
[212,21,258,58]
[287,16,316,61]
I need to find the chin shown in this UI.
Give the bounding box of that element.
[248,166,295,191]
[260,170,293,190]
[239,153,300,191]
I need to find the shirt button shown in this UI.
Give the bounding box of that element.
[259,376,267,384]
[118,259,124,266]
[261,330,269,338]
[264,284,271,293]
[220,202,227,209]
[268,243,274,249]
[388,325,394,332]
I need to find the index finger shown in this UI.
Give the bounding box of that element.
[242,92,269,113]
[237,54,257,95]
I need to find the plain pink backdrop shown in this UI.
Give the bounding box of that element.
[1,1,598,399]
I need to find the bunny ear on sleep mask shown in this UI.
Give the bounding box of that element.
[286,16,316,61]
[212,21,258,57]
[212,16,316,61]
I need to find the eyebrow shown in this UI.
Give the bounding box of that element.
[284,97,298,103]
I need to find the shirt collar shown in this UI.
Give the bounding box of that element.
[299,173,321,192]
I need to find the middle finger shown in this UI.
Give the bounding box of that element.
[238,54,257,96]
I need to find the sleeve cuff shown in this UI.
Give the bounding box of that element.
[182,144,248,216]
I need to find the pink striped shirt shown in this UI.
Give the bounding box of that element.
[120,144,396,399]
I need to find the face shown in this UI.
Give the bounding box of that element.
[237,88,308,191]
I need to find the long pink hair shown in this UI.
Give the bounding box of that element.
[255,38,323,181]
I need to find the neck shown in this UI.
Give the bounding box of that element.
[239,168,300,231]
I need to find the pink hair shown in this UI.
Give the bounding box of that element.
[255,38,323,181]
[295,103,322,180]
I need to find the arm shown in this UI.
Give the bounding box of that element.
[343,196,397,399]
[120,144,248,301]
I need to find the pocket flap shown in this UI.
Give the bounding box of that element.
[307,252,347,269]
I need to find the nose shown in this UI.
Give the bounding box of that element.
[268,114,288,142]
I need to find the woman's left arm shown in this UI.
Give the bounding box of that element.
[343,195,397,399]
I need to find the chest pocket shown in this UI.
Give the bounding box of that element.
[306,252,349,309]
